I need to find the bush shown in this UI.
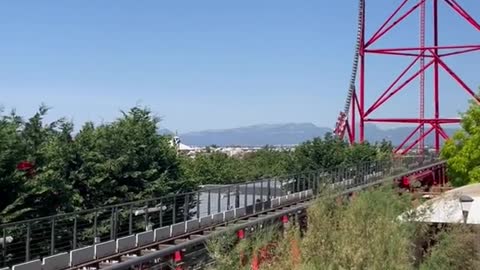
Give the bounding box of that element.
[207,187,480,270]
[420,226,480,270]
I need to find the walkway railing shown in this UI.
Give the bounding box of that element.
[0,155,439,267]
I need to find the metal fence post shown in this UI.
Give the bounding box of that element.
[207,190,211,215]
[235,185,240,208]
[129,205,133,235]
[274,178,278,198]
[260,180,264,211]
[217,188,221,213]
[50,218,55,255]
[26,222,31,261]
[252,182,256,213]
[73,217,77,249]
[110,208,115,240]
[267,179,271,200]
[144,205,150,231]
[244,184,248,209]
[173,196,177,224]
[93,211,98,243]
[302,174,306,191]
[293,174,300,193]
[3,228,7,266]
[196,191,201,219]
[114,207,119,238]
[260,180,264,202]
[159,199,163,227]
[184,194,189,222]
[226,186,231,209]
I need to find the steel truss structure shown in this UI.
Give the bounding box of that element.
[334,0,480,154]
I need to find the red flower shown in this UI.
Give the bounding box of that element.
[17,161,34,171]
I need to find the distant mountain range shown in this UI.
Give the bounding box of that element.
[159,123,459,147]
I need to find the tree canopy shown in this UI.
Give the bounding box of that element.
[0,106,191,223]
[183,133,393,184]
[0,106,394,223]
[441,93,480,186]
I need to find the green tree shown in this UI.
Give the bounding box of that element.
[0,106,75,222]
[0,106,195,222]
[70,107,192,209]
[239,148,292,179]
[183,152,239,184]
[291,133,349,172]
[441,92,480,186]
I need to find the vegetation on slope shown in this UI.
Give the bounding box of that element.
[207,188,480,270]
[0,106,392,223]
[182,134,393,185]
[0,106,191,223]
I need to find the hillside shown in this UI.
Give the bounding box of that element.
[160,123,458,147]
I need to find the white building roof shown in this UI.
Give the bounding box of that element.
[402,183,480,224]
[178,142,194,151]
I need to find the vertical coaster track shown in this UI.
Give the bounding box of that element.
[334,0,480,154]
[333,0,364,141]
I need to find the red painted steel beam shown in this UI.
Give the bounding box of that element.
[359,1,365,142]
[433,0,440,152]
[444,0,480,31]
[429,48,480,102]
[440,47,480,57]
[400,126,435,155]
[436,125,449,140]
[365,50,433,57]
[365,59,435,116]
[365,118,459,124]
[365,54,425,117]
[368,0,409,46]
[394,124,423,153]
[365,0,426,48]
[365,45,480,52]
[348,0,479,154]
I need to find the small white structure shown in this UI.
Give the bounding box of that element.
[402,183,480,224]
[170,135,198,155]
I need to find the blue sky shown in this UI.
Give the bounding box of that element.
[0,0,478,132]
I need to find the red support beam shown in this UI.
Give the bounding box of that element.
[436,125,450,140]
[364,50,433,57]
[433,0,440,153]
[368,0,409,45]
[365,59,435,116]
[343,0,479,154]
[444,0,480,31]
[350,92,356,143]
[400,125,435,155]
[429,48,480,102]
[359,1,366,143]
[394,124,423,153]
[365,0,426,48]
[440,47,480,57]
[365,44,480,52]
[365,118,459,124]
[365,55,428,116]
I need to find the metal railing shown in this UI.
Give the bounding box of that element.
[0,155,440,267]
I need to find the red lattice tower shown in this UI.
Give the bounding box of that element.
[334,0,480,154]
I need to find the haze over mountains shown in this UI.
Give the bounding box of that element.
[159,123,458,147]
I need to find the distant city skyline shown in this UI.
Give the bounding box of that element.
[0,1,478,133]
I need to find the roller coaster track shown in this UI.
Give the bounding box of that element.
[2,157,444,270]
[334,0,364,140]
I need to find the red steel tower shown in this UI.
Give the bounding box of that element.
[334,0,480,154]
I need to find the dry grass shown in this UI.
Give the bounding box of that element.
[208,187,480,270]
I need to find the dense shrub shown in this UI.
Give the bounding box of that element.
[208,188,480,270]
[0,106,191,222]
